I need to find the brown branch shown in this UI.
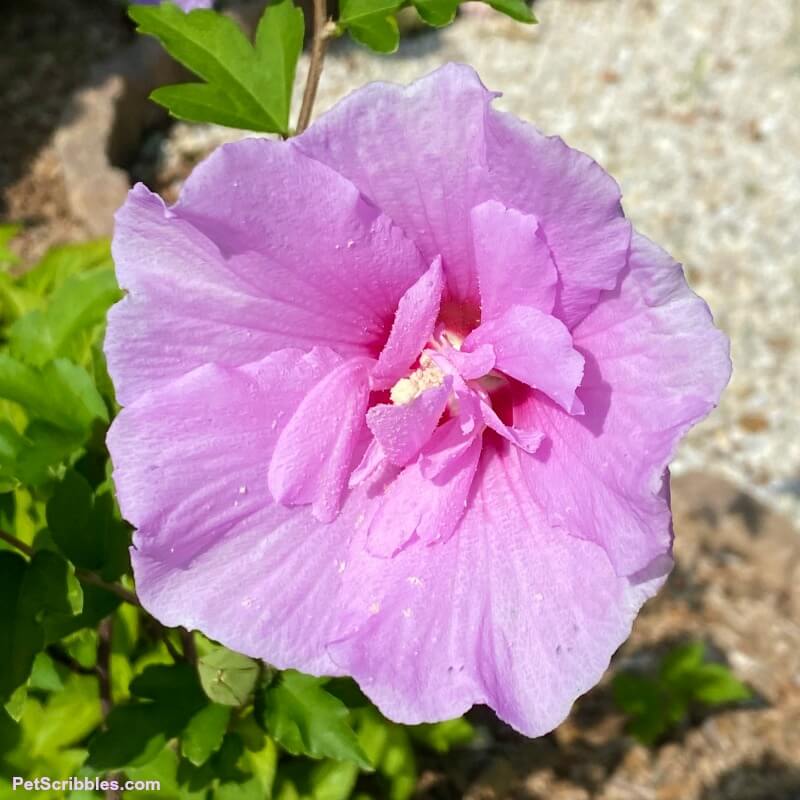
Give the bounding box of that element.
[140,614,182,661]
[179,628,197,665]
[163,630,183,662]
[0,528,140,607]
[0,528,32,556]
[295,0,333,134]
[74,568,140,608]
[47,645,98,676]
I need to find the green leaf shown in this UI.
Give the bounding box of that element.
[46,471,130,579]
[88,703,173,769]
[9,267,120,366]
[260,670,371,769]
[626,708,670,747]
[412,0,460,26]
[123,746,206,800]
[611,672,668,745]
[0,707,21,753]
[130,0,304,134]
[378,725,416,800]
[90,664,207,770]
[339,0,402,53]
[44,583,121,641]
[0,223,21,266]
[0,552,44,702]
[409,717,474,753]
[324,677,370,710]
[690,663,751,706]
[27,673,103,757]
[355,708,390,771]
[212,735,277,800]
[4,421,84,487]
[0,355,107,433]
[659,641,705,684]
[28,652,66,692]
[274,758,359,800]
[244,734,279,788]
[4,684,27,723]
[182,703,232,766]
[0,416,86,490]
[91,341,117,411]
[21,239,111,297]
[150,84,265,130]
[198,646,259,707]
[20,549,83,623]
[46,469,95,567]
[308,759,360,800]
[129,663,206,707]
[0,420,25,488]
[210,732,249,782]
[481,0,536,23]
[612,672,659,715]
[254,0,305,128]
[112,601,141,656]
[92,490,131,580]
[0,274,40,327]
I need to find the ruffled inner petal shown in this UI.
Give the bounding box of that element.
[471,200,558,320]
[268,357,373,523]
[465,305,585,414]
[511,233,731,576]
[437,339,496,380]
[479,399,544,454]
[367,424,482,557]
[367,379,451,467]
[485,111,632,330]
[372,257,445,389]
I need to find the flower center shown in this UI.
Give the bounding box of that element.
[389,353,444,405]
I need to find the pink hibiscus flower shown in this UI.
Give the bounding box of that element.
[106,64,730,736]
[131,0,213,11]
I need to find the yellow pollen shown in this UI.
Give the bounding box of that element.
[389,354,444,405]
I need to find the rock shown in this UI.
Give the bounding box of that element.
[53,74,130,238]
[51,5,263,237]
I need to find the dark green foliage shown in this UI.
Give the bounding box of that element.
[613,642,751,745]
[47,470,129,579]
[0,551,45,703]
[88,664,209,769]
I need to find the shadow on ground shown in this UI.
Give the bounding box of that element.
[700,753,800,800]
